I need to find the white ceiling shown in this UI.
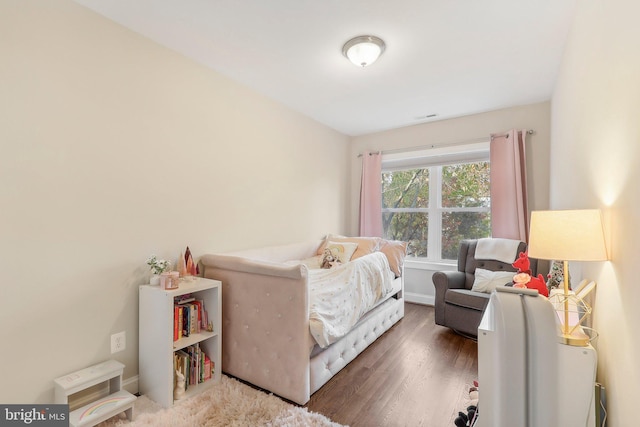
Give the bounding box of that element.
[74,0,577,136]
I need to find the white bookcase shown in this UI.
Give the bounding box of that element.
[139,277,221,408]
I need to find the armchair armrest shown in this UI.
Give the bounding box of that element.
[433,271,466,290]
[433,271,466,326]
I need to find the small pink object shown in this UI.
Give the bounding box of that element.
[160,272,172,289]
[168,271,180,289]
[178,252,188,277]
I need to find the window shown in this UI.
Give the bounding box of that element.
[381,143,491,261]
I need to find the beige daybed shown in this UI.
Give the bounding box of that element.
[200,236,406,404]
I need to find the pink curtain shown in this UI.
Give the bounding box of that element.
[359,151,383,237]
[490,129,529,242]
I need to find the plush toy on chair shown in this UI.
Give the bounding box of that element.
[512,251,549,297]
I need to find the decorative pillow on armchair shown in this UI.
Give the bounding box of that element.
[471,268,515,293]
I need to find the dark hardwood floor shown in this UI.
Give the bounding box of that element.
[305,302,478,427]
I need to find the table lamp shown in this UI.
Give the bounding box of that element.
[528,209,608,346]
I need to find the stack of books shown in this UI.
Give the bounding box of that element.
[173,294,210,341]
[173,343,214,391]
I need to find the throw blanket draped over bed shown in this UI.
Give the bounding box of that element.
[308,252,395,348]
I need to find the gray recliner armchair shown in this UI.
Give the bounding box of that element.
[432,239,536,338]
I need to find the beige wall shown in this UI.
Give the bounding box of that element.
[551,0,640,424]
[0,1,349,403]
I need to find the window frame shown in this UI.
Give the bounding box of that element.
[381,142,490,265]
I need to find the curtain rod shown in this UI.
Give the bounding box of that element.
[491,129,535,139]
[357,129,534,157]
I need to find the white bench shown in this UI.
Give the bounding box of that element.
[54,360,136,427]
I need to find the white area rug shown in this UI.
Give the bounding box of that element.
[97,375,346,427]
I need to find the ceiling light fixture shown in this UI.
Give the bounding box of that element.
[342,35,386,68]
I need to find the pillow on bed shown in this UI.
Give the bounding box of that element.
[317,235,381,260]
[379,239,408,277]
[471,268,515,293]
[324,241,358,263]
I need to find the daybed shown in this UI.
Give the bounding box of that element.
[200,236,406,404]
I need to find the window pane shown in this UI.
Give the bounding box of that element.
[382,169,429,209]
[383,212,428,257]
[441,212,491,260]
[442,162,490,208]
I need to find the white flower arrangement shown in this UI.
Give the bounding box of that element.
[147,255,170,275]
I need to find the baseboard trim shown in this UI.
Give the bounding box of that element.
[405,292,434,306]
[123,375,139,395]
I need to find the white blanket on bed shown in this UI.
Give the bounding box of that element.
[308,252,395,348]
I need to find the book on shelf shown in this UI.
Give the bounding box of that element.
[204,355,211,381]
[181,304,190,338]
[188,344,194,384]
[192,300,204,332]
[173,300,209,340]
[202,310,209,331]
[173,305,185,341]
[173,343,212,389]
[174,294,195,305]
[174,306,179,341]
[198,299,209,330]
[189,303,198,335]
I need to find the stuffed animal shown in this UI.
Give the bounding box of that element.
[469,389,479,407]
[512,251,549,297]
[512,251,532,275]
[467,383,479,407]
[455,384,479,427]
[321,248,341,269]
[527,273,549,297]
[513,272,530,289]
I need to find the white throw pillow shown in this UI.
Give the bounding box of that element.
[471,268,515,293]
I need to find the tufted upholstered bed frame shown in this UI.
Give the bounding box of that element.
[200,239,405,405]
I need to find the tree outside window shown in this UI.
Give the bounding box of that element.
[382,160,491,261]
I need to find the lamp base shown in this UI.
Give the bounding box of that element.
[559,331,590,346]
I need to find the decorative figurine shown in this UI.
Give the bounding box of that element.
[174,370,185,400]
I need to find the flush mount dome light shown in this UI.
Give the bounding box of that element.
[342,35,386,67]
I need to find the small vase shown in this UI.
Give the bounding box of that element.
[150,274,161,286]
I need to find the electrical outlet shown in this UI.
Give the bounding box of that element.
[111,331,126,354]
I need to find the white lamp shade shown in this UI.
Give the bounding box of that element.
[342,36,385,67]
[528,209,608,261]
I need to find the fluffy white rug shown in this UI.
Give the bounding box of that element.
[97,375,346,427]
